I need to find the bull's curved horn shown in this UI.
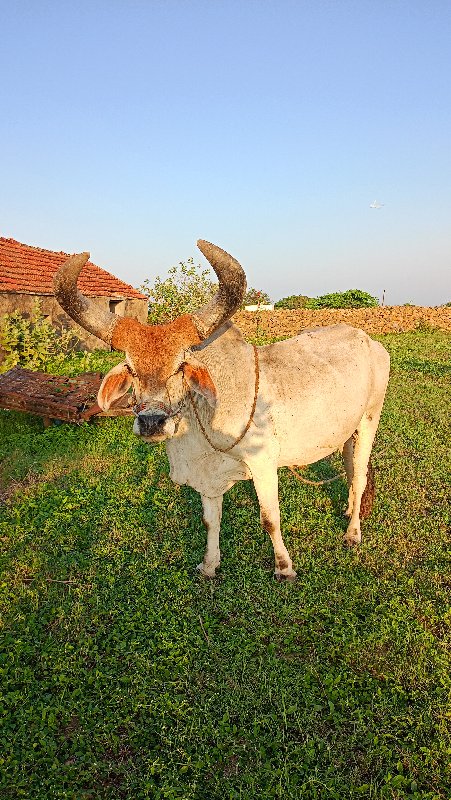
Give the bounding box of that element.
[53,252,118,345]
[191,240,247,339]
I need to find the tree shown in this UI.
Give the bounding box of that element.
[242,288,271,307]
[139,258,217,324]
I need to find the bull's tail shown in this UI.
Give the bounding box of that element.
[359,458,375,520]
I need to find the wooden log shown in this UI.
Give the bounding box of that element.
[0,367,134,422]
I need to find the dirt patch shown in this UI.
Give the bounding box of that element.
[233,306,451,339]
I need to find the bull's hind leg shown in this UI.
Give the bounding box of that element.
[343,412,380,546]
[342,435,355,516]
[252,467,297,581]
[197,495,223,578]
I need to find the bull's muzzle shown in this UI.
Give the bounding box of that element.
[132,402,178,441]
[135,410,168,437]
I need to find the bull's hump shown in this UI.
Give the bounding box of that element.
[296,323,367,342]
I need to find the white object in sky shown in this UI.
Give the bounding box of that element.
[370,200,384,209]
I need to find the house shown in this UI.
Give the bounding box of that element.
[0,237,148,350]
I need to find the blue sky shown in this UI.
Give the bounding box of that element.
[1,0,450,305]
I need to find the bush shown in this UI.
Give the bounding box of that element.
[0,300,91,373]
[139,260,272,319]
[242,288,271,308]
[139,259,217,324]
[274,294,310,310]
[305,289,379,310]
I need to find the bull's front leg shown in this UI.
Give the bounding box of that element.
[197,495,223,578]
[252,467,297,582]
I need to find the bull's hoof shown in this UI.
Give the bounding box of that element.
[343,531,361,547]
[196,562,218,579]
[274,570,297,583]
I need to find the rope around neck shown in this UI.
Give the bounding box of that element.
[184,344,260,453]
[287,465,346,486]
[184,350,345,483]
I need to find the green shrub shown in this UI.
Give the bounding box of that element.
[139,261,273,319]
[139,259,217,324]
[305,289,379,309]
[0,300,91,373]
[275,294,310,309]
[242,288,271,307]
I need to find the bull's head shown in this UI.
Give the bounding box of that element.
[53,241,246,442]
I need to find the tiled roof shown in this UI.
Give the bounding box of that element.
[0,237,147,300]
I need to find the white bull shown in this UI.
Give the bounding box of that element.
[54,241,390,580]
[165,320,390,579]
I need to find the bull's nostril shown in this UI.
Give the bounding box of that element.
[138,412,166,423]
[137,412,168,435]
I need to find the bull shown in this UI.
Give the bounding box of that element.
[54,241,390,580]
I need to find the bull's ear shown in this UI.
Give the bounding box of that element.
[182,358,217,408]
[97,362,133,412]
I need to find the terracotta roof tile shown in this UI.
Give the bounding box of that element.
[0,237,147,300]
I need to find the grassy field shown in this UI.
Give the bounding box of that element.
[0,330,450,799]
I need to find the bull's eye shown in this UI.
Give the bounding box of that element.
[126,364,138,379]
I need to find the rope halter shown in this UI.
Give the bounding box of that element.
[184,344,260,453]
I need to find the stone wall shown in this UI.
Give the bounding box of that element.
[233,305,451,339]
[0,292,148,351]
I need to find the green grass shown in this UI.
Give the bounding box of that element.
[0,330,450,799]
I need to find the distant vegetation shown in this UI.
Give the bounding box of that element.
[275,289,379,310]
[138,259,380,319]
[305,289,379,309]
[242,288,271,307]
[275,294,311,309]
